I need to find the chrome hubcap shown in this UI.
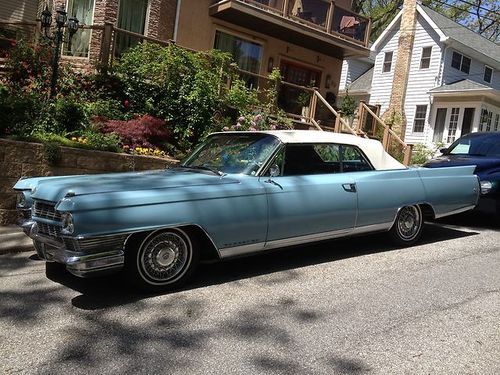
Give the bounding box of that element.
[155,247,176,267]
[140,231,190,283]
[397,206,421,240]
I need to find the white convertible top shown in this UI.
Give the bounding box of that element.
[220,130,406,171]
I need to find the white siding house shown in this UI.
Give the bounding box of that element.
[340,4,500,146]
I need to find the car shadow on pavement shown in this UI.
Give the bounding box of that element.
[435,210,499,230]
[55,221,480,311]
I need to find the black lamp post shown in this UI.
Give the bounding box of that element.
[40,5,79,98]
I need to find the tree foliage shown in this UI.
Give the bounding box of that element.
[352,0,499,42]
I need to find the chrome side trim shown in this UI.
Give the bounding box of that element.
[219,222,393,258]
[434,204,476,219]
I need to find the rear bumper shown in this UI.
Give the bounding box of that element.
[25,222,124,277]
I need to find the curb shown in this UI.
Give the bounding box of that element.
[0,226,34,255]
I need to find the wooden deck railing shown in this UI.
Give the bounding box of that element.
[357,101,413,165]
[211,0,371,47]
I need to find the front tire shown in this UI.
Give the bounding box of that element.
[124,228,199,292]
[389,205,423,246]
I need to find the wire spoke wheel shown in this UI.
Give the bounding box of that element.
[390,205,423,245]
[134,229,196,287]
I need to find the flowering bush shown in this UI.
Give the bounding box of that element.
[96,114,171,150]
[224,112,293,132]
[125,146,167,158]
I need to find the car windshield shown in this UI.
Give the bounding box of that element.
[182,133,281,175]
[447,134,500,157]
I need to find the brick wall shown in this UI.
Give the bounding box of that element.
[382,0,418,140]
[52,0,177,69]
[0,139,177,225]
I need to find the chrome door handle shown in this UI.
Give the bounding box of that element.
[342,183,357,193]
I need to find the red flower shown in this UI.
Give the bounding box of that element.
[10,40,16,47]
[123,99,130,109]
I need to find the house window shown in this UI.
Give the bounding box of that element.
[115,0,149,57]
[382,51,393,73]
[493,114,499,132]
[214,30,263,87]
[63,0,95,57]
[413,105,427,133]
[480,109,493,132]
[451,51,471,74]
[446,108,460,143]
[484,66,493,83]
[419,47,432,69]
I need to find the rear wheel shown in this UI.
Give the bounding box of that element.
[389,205,423,246]
[124,228,199,292]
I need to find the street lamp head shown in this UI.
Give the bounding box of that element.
[67,17,80,37]
[40,5,52,29]
[55,7,67,28]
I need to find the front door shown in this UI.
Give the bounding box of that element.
[261,143,359,246]
[433,108,447,142]
[461,108,475,135]
[279,60,321,115]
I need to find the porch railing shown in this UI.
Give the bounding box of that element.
[211,0,371,47]
[356,101,413,165]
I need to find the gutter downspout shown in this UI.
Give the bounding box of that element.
[173,0,182,42]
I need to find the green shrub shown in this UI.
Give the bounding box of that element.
[116,43,235,150]
[42,142,62,166]
[86,99,126,120]
[54,97,88,133]
[0,88,45,137]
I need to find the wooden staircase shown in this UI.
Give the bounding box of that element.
[294,90,413,166]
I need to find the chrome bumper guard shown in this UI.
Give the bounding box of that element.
[25,222,125,277]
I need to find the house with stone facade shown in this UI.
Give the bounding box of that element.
[1,0,372,112]
[339,1,500,146]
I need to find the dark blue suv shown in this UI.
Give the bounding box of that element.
[424,132,500,219]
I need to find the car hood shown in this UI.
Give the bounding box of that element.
[424,155,500,176]
[15,169,241,203]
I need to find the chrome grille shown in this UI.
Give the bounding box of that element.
[33,201,62,221]
[64,235,128,253]
[38,222,62,237]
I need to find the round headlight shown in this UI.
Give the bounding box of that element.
[16,192,27,208]
[61,213,75,234]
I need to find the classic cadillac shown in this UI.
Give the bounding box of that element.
[14,131,480,291]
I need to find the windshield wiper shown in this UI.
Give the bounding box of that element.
[177,165,226,177]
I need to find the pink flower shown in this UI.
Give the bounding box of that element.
[223,126,230,131]
[235,123,242,128]
[270,125,276,130]
[254,114,262,122]
[250,121,256,127]
[238,116,245,122]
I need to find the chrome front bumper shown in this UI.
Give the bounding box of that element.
[24,221,125,277]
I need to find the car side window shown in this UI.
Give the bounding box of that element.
[341,145,372,172]
[281,144,341,176]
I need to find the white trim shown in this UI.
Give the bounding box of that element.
[416,4,447,42]
[371,10,402,51]
[173,0,182,42]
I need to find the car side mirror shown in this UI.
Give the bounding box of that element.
[439,147,448,154]
[269,164,280,178]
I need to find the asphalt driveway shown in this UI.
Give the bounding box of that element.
[1,213,499,374]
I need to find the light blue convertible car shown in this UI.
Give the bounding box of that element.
[14,131,480,291]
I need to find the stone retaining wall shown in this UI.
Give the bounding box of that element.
[0,139,177,225]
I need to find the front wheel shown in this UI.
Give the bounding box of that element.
[389,205,423,246]
[124,228,199,292]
